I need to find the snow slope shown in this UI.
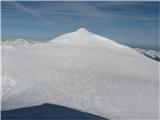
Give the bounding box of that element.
[2,28,159,119]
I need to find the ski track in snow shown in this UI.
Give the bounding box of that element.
[1,28,159,119]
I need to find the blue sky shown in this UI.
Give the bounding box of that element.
[1,1,159,47]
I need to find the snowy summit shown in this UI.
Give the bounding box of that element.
[2,28,159,120]
[50,28,127,48]
[75,27,91,33]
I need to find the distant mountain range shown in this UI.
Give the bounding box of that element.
[134,48,160,62]
[1,38,39,47]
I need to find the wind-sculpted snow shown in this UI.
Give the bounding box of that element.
[2,28,159,119]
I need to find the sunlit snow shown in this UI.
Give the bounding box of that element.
[1,28,159,119]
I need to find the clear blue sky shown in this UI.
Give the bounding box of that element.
[1,1,159,47]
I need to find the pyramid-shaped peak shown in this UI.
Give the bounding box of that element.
[75,27,91,34]
[50,27,127,48]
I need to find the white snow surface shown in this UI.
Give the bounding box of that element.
[2,28,159,119]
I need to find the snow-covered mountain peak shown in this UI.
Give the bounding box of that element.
[2,29,159,119]
[49,28,127,49]
[75,27,91,34]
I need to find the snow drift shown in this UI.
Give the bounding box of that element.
[2,28,159,119]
